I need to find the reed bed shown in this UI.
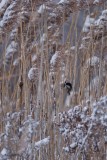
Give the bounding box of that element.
[0,0,107,159]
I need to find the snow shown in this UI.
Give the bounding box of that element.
[100,115,107,127]
[6,41,18,60]
[57,94,107,154]
[0,1,16,28]
[86,56,99,67]
[1,148,9,155]
[71,46,75,49]
[104,136,107,143]
[0,1,107,159]
[63,146,69,152]
[79,44,86,50]
[10,28,18,40]
[50,51,59,65]
[93,0,99,4]
[28,67,38,81]
[83,15,95,32]
[18,10,29,23]
[31,55,37,62]
[48,26,52,30]
[94,9,107,27]
[70,142,77,149]
[40,33,47,43]
[58,0,69,4]
[49,12,56,17]
[102,9,107,15]
[13,58,20,66]
[35,136,50,150]
[7,41,18,51]
[38,4,46,14]
[0,0,9,11]
[85,76,99,98]
[5,121,11,136]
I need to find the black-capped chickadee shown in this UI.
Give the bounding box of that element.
[63,81,72,95]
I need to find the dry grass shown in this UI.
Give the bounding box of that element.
[0,0,107,159]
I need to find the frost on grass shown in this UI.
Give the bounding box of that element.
[40,33,47,44]
[86,56,100,67]
[85,76,100,98]
[35,136,50,150]
[50,51,59,66]
[38,4,47,14]
[13,57,20,66]
[93,0,99,4]
[31,55,37,63]
[0,1,17,28]
[95,9,107,27]
[0,0,107,159]
[1,148,9,156]
[0,0,10,14]
[56,95,107,158]
[58,0,69,5]
[10,27,18,40]
[28,67,38,82]
[0,112,41,159]
[0,148,11,160]
[5,41,18,61]
[83,15,95,32]
[82,8,107,45]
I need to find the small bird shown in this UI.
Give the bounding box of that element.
[63,81,72,95]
